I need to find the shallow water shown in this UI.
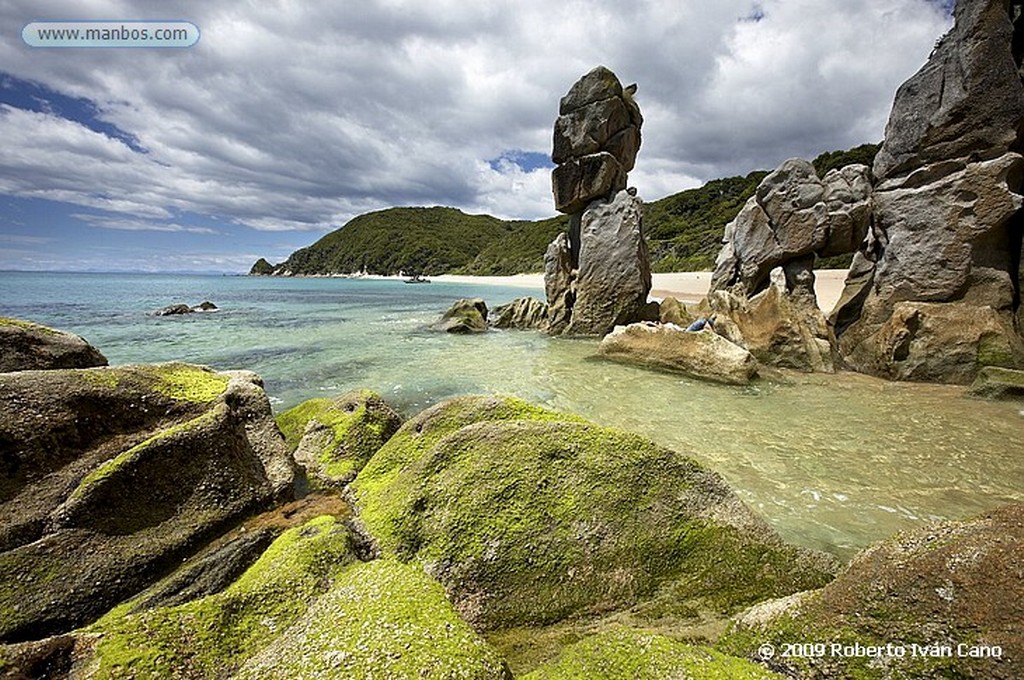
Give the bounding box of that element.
[3,271,1022,559]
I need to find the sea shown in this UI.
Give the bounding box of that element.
[3,270,1023,560]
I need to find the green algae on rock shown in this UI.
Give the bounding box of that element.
[968,365,1024,400]
[80,516,509,679]
[0,364,294,642]
[522,626,784,680]
[718,504,1024,679]
[235,559,511,679]
[276,389,402,486]
[87,515,358,678]
[350,395,836,631]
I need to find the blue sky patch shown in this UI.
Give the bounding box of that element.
[488,150,552,173]
[0,71,145,152]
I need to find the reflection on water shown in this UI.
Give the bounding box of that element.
[3,272,1022,560]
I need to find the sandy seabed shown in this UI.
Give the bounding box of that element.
[426,270,849,314]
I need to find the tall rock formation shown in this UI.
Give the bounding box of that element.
[836,0,1024,382]
[544,66,651,336]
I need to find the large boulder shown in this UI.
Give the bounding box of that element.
[565,189,652,336]
[598,322,758,385]
[349,396,836,632]
[0,362,295,642]
[489,296,550,331]
[841,301,1024,383]
[719,504,1024,680]
[551,152,626,215]
[276,389,402,487]
[430,298,489,334]
[711,159,872,297]
[0,317,107,372]
[706,282,838,373]
[545,67,651,337]
[522,627,784,680]
[3,516,511,679]
[872,0,1024,181]
[835,0,1024,383]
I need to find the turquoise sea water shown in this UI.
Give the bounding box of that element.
[3,271,1023,559]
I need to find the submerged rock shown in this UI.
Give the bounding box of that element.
[0,362,295,642]
[598,322,758,385]
[431,298,489,334]
[719,504,1024,679]
[522,627,784,680]
[350,396,836,632]
[968,365,1024,400]
[0,317,107,372]
[153,303,194,316]
[276,389,402,487]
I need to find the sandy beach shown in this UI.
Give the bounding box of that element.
[430,270,849,313]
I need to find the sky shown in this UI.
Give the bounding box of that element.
[0,1,954,273]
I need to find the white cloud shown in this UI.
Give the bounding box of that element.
[0,0,953,237]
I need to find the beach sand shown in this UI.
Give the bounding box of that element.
[430,269,849,314]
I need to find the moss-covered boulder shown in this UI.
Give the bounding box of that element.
[719,504,1024,679]
[350,396,836,631]
[431,298,489,333]
[277,389,402,487]
[0,363,295,642]
[522,627,784,679]
[0,516,510,679]
[968,365,1024,400]
[0,317,107,372]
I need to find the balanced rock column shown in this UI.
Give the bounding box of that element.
[545,66,651,336]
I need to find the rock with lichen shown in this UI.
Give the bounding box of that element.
[276,389,402,487]
[0,361,294,642]
[522,627,784,680]
[349,395,836,632]
[0,317,107,372]
[719,504,1024,679]
[430,298,489,333]
[0,516,511,679]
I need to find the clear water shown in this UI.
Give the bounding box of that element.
[3,271,1022,559]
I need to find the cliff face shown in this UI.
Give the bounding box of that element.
[836,0,1024,382]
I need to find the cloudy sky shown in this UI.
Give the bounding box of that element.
[1,0,954,273]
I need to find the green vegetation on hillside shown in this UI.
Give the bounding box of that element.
[645,172,768,273]
[276,206,510,276]
[458,215,570,275]
[258,145,879,276]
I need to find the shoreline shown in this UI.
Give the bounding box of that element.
[409,270,849,314]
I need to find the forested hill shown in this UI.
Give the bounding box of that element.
[253,144,878,277]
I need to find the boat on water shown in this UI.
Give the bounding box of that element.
[405,274,431,284]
